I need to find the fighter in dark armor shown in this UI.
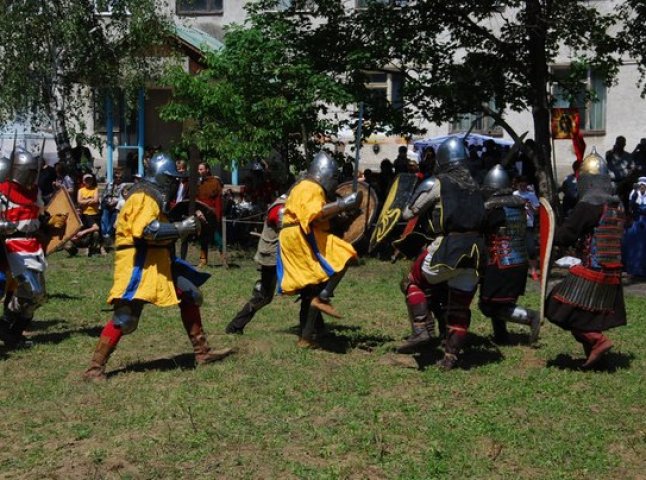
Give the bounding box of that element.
[0,148,49,349]
[395,137,485,370]
[225,194,286,334]
[478,165,540,344]
[277,151,361,349]
[545,148,626,368]
[83,153,234,380]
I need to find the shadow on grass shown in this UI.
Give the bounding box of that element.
[546,351,634,372]
[411,334,505,370]
[28,325,103,345]
[281,323,395,354]
[29,319,66,330]
[108,353,196,377]
[47,292,83,301]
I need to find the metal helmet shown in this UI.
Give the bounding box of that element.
[577,146,613,202]
[307,151,339,194]
[10,147,39,187]
[482,164,511,191]
[145,152,187,202]
[436,137,467,172]
[0,155,11,183]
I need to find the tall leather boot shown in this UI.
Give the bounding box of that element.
[437,287,475,370]
[397,284,434,353]
[578,331,613,368]
[83,336,117,381]
[83,320,123,381]
[181,303,234,364]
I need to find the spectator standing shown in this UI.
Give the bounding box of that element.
[73,173,102,256]
[196,162,223,268]
[100,166,125,249]
[560,161,580,217]
[623,177,646,278]
[38,157,57,204]
[393,145,409,174]
[514,176,540,281]
[53,162,75,197]
[376,159,394,204]
[631,138,646,174]
[605,136,634,184]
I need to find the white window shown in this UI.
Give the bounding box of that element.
[450,102,502,136]
[93,1,130,15]
[177,0,223,15]
[273,0,313,10]
[364,71,403,110]
[551,66,606,132]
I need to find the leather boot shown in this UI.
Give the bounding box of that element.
[437,328,466,371]
[580,332,613,368]
[189,330,235,365]
[396,317,435,353]
[83,337,116,381]
[310,296,342,318]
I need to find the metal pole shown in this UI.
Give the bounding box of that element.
[353,102,364,192]
[137,88,145,176]
[221,215,228,269]
[106,94,114,183]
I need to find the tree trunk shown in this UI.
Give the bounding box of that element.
[525,0,559,213]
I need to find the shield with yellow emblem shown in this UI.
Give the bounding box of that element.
[368,173,417,252]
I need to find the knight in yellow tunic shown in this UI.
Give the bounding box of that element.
[83,154,234,380]
[277,152,362,348]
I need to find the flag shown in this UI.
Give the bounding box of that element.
[571,111,586,163]
[551,108,578,139]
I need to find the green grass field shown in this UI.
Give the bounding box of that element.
[0,249,644,479]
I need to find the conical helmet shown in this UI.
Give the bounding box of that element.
[578,146,613,202]
[482,164,510,191]
[307,151,339,194]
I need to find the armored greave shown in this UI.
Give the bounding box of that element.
[319,268,347,301]
[227,267,276,332]
[443,287,476,356]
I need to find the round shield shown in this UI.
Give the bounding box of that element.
[334,180,379,245]
[168,199,218,228]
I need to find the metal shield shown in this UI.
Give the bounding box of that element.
[539,197,556,323]
[334,180,379,245]
[368,173,418,252]
[44,188,83,255]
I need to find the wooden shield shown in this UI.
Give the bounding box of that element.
[369,173,418,252]
[334,180,379,245]
[539,197,556,323]
[44,188,82,255]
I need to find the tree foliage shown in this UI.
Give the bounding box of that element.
[162,0,629,201]
[0,0,169,159]
[161,21,359,171]
[622,0,646,96]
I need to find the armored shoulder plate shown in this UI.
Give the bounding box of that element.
[409,176,437,206]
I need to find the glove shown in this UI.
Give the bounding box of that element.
[338,190,363,211]
[174,215,200,240]
[0,220,18,236]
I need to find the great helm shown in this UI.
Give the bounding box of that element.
[10,147,39,187]
[307,151,339,194]
[482,164,511,191]
[436,137,467,172]
[146,152,187,202]
[577,146,613,201]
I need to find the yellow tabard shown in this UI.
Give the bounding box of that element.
[107,191,178,307]
[278,179,357,295]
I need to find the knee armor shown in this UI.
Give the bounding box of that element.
[112,301,143,334]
